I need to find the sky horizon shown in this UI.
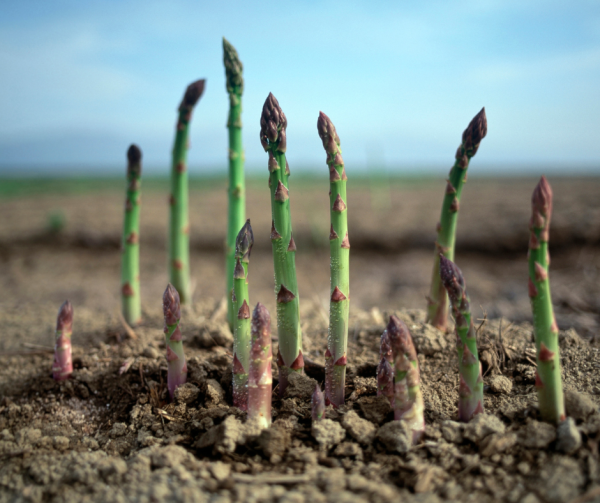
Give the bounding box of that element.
[1,0,599,176]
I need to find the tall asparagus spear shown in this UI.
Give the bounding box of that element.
[223,38,246,330]
[426,108,487,331]
[121,144,142,327]
[439,256,484,421]
[387,316,425,443]
[232,219,254,410]
[312,384,325,421]
[317,112,350,407]
[163,284,187,400]
[260,93,303,394]
[377,330,394,401]
[52,300,73,381]
[169,79,206,305]
[528,177,565,423]
[248,302,272,429]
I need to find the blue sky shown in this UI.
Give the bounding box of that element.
[1,0,599,175]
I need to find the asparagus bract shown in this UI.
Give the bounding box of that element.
[377,329,394,400]
[260,93,303,395]
[223,38,246,330]
[52,300,73,381]
[248,302,272,428]
[528,177,565,423]
[439,256,484,421]
[232,219,254,410]
[163,284,187,400]
[312,384,325,421]
[426,108,487,331]
[387,316,425,443]
[317,112,350,407]
[121,144,142,327]
[169,79,205,305]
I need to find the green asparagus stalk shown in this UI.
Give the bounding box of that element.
[387,316,425,443]
[223,38,246,330]
[121,144,142,327]
[163,283,187,400]
[232,219,254,410]
[439,256,484,421]
[426,108,487,331]
[169,79,205,305]
[52,300,73,381]
[248,302,272,429]
[260,93,303,395]
[317,111,350,407]
[377,329,394,401]
[528,176,565,423]
[312,384,325,421]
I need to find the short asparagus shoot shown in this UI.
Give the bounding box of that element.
[232,219,254,410]
[312,384,325,421]
[248,302,273,429]
[426,108,487,331]
[528,176,565,423]
[121,144,142,326]
[317,111,350,407]
[377,330,394,401]
[387,316,425,443]
[53,300,73,381]
[223,38,246,330]
[260,93,303,395]
[169,79,206,305]
[439,255,484,421]
[163,284,187,400]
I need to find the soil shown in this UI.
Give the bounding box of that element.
[1,177,600,502]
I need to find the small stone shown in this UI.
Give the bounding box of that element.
[517,461,531,475]
[341,411,377,445]
[412,324,448,356]
[210,461,231,482]
[565,389,597,420]
[256,424,291,457]
[463,414,506,443]
[110,423,128,438]
[196,415,244,453]
[312,418,346,449]
[556,417,581,454]
[519,420,556,449]
[480,433,517,457]
[333,441,362,458]
[521,494,541,503]
[174,383,200,405]
[204,379,225,408]
[441,420,464,444]
[53,436,70,451]
[489,375,512,394]
[283,372,317,401]
[376,420,412,454]
[357,395,392,425]
[142,347,159,359]
[352,377,377,397]
[15,428,41,446]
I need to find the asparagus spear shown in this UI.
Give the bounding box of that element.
[232,219,254,410]
[387,316,425,443]
[439,256,484,421]
[52,300,73,381]
[377,330,394,400]
[223,38,246,330]
[248,302,272,429]
[121,144,142,327]
[528,176,565,423]
[169,79,205,305]
[426,108,487,331]
[317,111,350,407]
[163,284,187,400]
[260,93,303,395]
[312,384,325,421]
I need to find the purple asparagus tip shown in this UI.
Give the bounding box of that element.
[439,255,466,308]
[56,300,73,332]
[179,79,206,111]
[386,315,417,362]
[462,107,487,156]
[251,302,270,335]
[163,283,181,327]
[235,219,254,263]
[312,384,325,421]
[531,176,553,242]
[260,93,287,153]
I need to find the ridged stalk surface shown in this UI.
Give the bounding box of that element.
[223,38,246,329]
[427,108,487,331]
[248,303,272,429]
[163,284,187,400]
[121,144,142,326]
[387,316,425,443]
[169,80,205,304]
[260,93,303,395]
[53,300,73,381]
[317,112,350,407]
[232,220,253,410]
[528,176,565,423]
[439,256,484,421]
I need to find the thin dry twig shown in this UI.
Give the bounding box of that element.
[117,310,137,340]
